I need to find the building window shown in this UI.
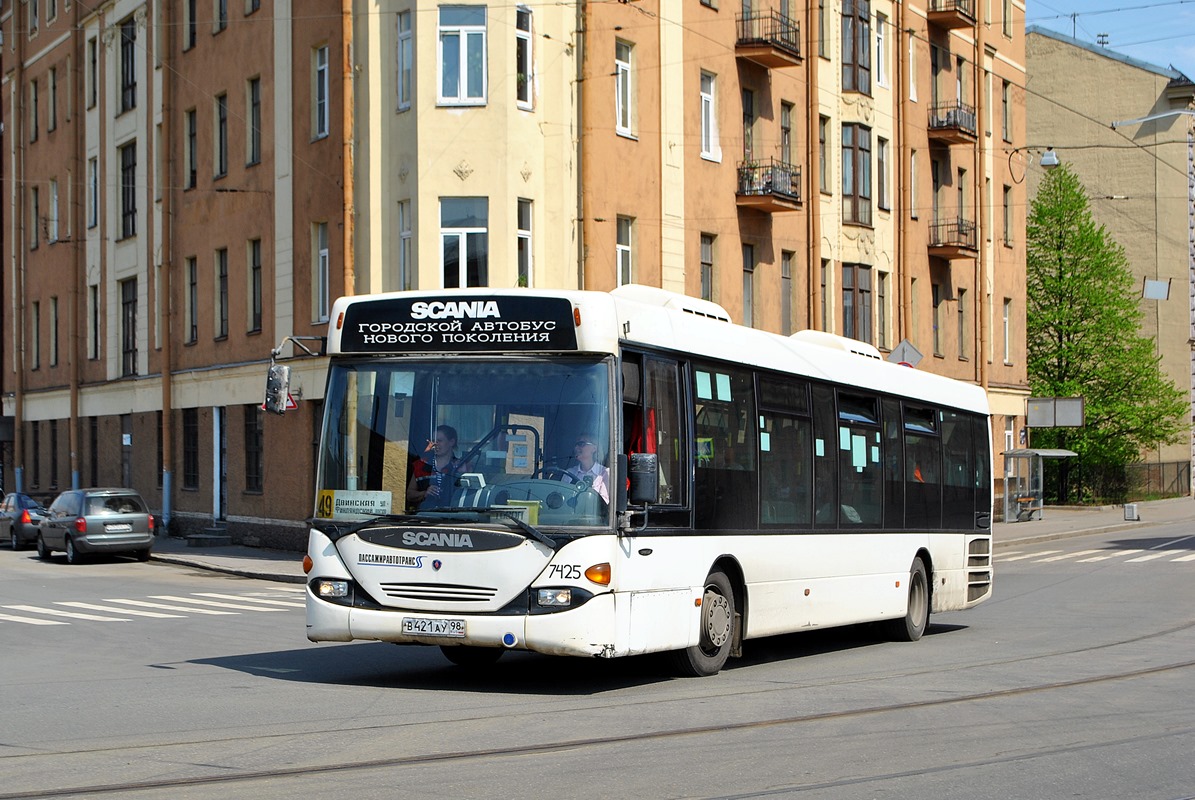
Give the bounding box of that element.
[32,424,40,488]
[819,115,829,194]
[1001,80,1011,142]
[121,278,138,377]
[87,37,98,108]
[615,40,633,135]
[50,420,58,488]
[186,0,197,49]
[1003,298,1012,363]
[440,198,488,287]
[215,93,228,177]
[249,239,262,332]
[31,302,41,370]
[909,36,917,101]
[399,200,413,290]
[877,137,890,210]
[120,141,137,239]
[842,0,871,95]
[820,259,829,331]
[185,109,197,188]
[877,271,889,349]
[245,406,263,492]
[910,149,919,219]
[247,77,261,165]
[438,6,487,105]
[781,251,794,334]
[517,198,532,286]
[313,222,330,321]
[842,263,872,343]
[742,244,755,327]
[215,248,229,338]
[30,187,40,249]
[516,6,532,108]
[183,407,200,490]
[1003,184,1013,245]
[89,285,100,360]
[48,180,59,242]
[700,72,719,160]
[87,158,99,228]
[48,68,57,131]
[780,101,793,164]
[932,283,942,356]
[741,88,754,160]
[875,12,887,87]
[30,80,38,142]
[120,17,137,114]
[314,45,330,137]
[958,288,968,360]
[50,297,59,367]
[216,0,228,32]
[616,216,634,286]
[398,11,413,110]
[186,257,198,343]
[700,234,714,301]
[1002,0,1012,38]
[842,123,872,226]
[818,0,827,58]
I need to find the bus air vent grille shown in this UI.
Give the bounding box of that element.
[379,582,497,602]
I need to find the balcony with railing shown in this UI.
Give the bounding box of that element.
[928,0,976,29]
[736,10,802,69]
[929,217,978,259]
[736,159,802,212]
[928,101,978,144]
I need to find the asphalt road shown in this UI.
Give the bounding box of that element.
[2,522,1194,800]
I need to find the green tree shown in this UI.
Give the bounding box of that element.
[1026,164,1186,500]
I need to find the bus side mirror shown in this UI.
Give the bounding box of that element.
[628,452,659,505]
[264,363,291,415]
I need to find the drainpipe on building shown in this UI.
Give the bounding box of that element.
[806,2,821,330]
[898,7,913,344]
[342,0,355,296]
[70,1,83,490]
[11,12,27,494]
[894,1,905,346]
[975,19,989,389]
[576,2,587,291]
[160,0,175,526]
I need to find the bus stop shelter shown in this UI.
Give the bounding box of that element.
[1003,448,1077,522]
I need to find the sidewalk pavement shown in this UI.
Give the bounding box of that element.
[148,496,1195,584]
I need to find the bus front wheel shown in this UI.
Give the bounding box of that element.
[884,557,929,642]
[669,570,735,677]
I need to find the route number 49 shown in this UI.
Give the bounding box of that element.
[317,491,335,519]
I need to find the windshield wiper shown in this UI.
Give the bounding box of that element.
[310,514,422,543]
[428,507,559,550]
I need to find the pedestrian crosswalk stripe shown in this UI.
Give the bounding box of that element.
[1126,552,1169,563]
[195,592,305,608]
[1000,550,1062,562]
[3,604,130,622]
[1172,553,1195,562]
[1077,549,1143,562]
[1034,549,1103,562]
[149,595,287,611]
[58,601,184,619]
[0,611,69,625]
[105,598,238,615]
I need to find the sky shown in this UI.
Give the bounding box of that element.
[1025,0,1195,79]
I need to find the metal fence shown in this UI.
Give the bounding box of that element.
[1041,460,1191,504]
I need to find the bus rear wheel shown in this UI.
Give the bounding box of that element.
[440,645,505,668]
[884,557,929,642]
[669,570,735,677]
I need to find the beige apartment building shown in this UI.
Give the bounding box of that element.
[1026,27,1194,492]
[1,0,1029,547]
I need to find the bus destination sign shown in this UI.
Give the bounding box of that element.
[339,295,579,353]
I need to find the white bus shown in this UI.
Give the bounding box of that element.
[277,285,992,676]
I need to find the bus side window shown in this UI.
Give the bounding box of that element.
[644,357,683,505]
[904,404,943,529]
[882,398,904,528]
[812,385,838,528]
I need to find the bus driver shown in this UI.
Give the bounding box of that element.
[560,433,610,503]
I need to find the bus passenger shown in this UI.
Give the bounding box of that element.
[560,433,610,503]
[407,425,466,510]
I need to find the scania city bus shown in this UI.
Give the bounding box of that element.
[274,284,992,676]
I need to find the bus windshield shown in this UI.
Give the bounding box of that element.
[316,357,614,528]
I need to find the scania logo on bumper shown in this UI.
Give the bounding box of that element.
[402,531,474,548]
[432,559,443,571]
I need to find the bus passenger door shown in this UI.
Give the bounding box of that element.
[622,353,687,524]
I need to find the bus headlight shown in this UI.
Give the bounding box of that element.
[537,588,572,607]
[317,580,350,598]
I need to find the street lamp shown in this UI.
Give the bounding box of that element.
[1008,146,1060,184]
[1110,109,1195,129]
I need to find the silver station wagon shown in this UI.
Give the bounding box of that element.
[37,488,155,564]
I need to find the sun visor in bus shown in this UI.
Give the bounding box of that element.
[336,295,579,353]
